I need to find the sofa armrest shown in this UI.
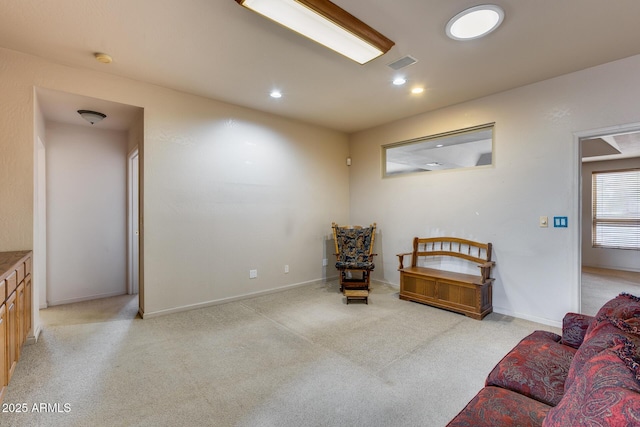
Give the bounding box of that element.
[561,312,594,348]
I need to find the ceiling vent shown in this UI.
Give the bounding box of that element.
[387,55,418,70]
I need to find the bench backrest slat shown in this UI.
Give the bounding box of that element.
[411,237,492,267]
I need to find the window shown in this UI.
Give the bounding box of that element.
[592,168,640,250]
[382,123,494,177]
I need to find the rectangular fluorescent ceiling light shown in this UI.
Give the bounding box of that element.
[236,0,395,64]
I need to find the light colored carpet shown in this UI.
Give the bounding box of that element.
[5,281,559,427]
[581,267,640,316]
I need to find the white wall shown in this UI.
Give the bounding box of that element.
[582,157,640,272]
[0,48,349,321]
[349,54,640,326]
[46,122,128,305]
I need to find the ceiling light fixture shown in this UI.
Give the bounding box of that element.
[234,0,395,64]
[94,52,113,64]
[392,77,406,86]
[270,90,283,98]
[446,5,504,41]
[77,110,107,125]
[411,87,424,94]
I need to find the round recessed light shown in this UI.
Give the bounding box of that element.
[446,5,504,41]
[94,52,113,64]
[411,87,424,94]
[270,90,282,99]
[393,77,407,86]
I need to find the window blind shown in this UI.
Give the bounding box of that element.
[592,168,640,250]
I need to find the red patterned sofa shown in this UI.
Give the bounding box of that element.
[447,293,640,426]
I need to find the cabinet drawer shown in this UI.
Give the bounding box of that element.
[5,271,16,299]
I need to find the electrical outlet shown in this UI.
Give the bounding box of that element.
[249,269,257,279]
[322,258,328,266]
[284,265,289,273]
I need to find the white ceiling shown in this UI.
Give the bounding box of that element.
[37,88,142,131]
[3,0,640,133]
[582,131,640,162]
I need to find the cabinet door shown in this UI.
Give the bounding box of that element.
[25,275,32,338]
[0,303,7,403]
[17,282,25,352]
[6,292,17,382]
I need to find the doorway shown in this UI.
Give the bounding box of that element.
[34,88,143,313]
[578,125,640,315]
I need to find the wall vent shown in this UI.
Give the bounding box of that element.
[387,55,418,70]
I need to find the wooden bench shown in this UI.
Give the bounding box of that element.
[397,237,494,320]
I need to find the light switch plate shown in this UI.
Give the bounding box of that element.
[539,216,548,228]
[249,269,258,279]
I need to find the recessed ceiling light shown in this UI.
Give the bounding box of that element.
[94,52,113,64]
[393,77,407,86]
[436,144,444,148]
[446,5,504,41]
[270,90,283,99]
[411,87,424,94]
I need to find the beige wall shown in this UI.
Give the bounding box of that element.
[349,54,640,326]
[0,48,349,320]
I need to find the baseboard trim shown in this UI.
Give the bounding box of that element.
[493,306,562,329]
[25,324,43,345]
[372,279,399,289]
[582,265,640,274]
[48,290,127,307]
[141,277,338,319]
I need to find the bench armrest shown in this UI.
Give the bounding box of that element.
[396,252,412,270]
[477,261,495,282]
[561,312,594,348]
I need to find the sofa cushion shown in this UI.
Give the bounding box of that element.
[446,386,551,427]
[561,312,594,349]
[543,339,640,427]
[486,330,576,406]
[565,316,639,390]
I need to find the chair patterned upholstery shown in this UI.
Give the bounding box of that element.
[331,222,377,293]
[334,226,375,270]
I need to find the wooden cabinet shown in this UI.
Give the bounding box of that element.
[0,251,32,403]
[6,291,17,383]
[25,275,32,340]
[17,282,25,353]
[0,303,7,403]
